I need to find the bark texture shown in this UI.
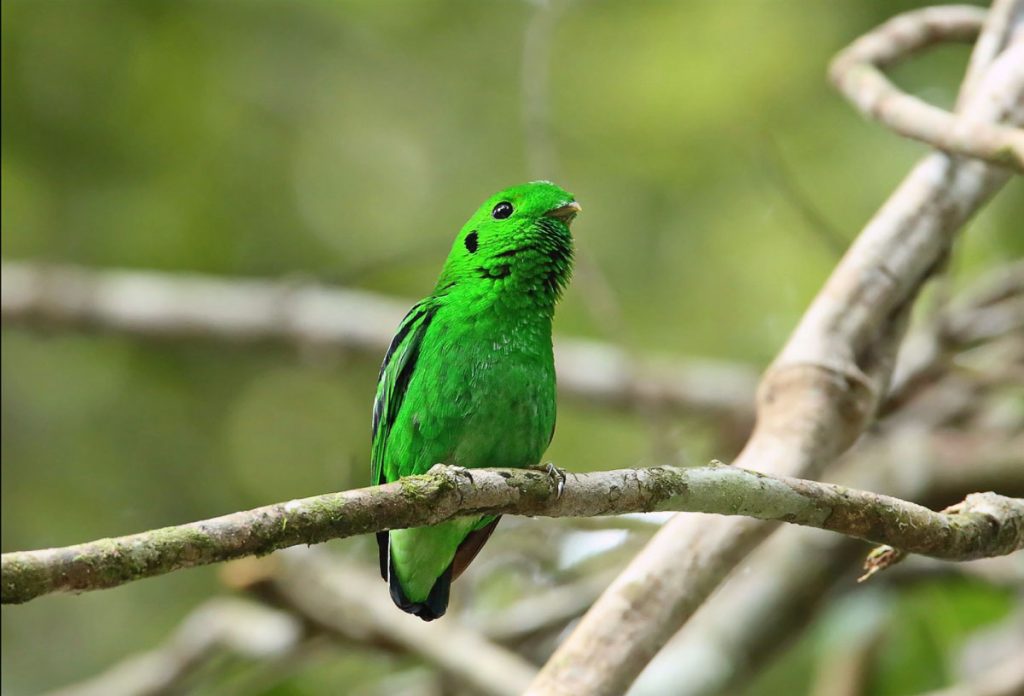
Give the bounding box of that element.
[3,464,1022,605]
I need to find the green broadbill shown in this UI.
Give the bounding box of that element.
[372,181,579,621]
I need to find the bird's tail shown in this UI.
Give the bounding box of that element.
[377,531,451,621]
[377,517,501,622]
[390,558,452,621]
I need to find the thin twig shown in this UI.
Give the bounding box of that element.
[521,0,561,180]
[884,260,1024,414]
[759,134,849,256]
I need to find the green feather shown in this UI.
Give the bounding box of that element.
[371,181,579,620]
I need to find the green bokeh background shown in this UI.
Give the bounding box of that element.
[2,1,1020,694]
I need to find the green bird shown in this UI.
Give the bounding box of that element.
[371,181,580,620]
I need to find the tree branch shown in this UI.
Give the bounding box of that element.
[2,463,1022,605]
[884,259,1024,414]
[830,4,1024,171]
[227,551,607,683]
[0,261,757,422]
[42,598,304,696]
[266,550,538,696]
[958,0,1024,108]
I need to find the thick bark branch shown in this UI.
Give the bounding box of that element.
[0,261,757,422]
[2,464,1022,605]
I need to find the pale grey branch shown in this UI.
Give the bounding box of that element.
[42,598,303,696]
[0,261,757,422]
[270,550,538,696]
[830,5,1024,171]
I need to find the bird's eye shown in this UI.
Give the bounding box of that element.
[464,231,478,253]
[491,202,514,219]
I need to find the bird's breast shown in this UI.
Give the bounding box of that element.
[436,317,556,469]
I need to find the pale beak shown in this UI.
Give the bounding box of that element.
[545,201,582,224]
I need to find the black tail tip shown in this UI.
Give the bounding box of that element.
[388,561,452,622]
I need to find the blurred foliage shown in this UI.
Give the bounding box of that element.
[746,577,1017,696]
[1,1,1020,694]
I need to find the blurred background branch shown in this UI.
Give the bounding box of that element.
[0,260,758,426]
[245,550,538,696]
[829,5,1024,171]
[42,598,305,696]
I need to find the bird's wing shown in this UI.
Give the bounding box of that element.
[371,298,439,486]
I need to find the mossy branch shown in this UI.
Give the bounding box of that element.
[3,464,1022,605]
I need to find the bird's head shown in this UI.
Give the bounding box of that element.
[438,181,580,306]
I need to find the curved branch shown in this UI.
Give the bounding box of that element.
[829,5,1024,171]
[2,463,1022,605]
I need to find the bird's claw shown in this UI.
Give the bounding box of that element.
[533,462,567,498]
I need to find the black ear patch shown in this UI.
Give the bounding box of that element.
[464,231,479,253]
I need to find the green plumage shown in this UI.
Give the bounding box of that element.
[371,181,579,620]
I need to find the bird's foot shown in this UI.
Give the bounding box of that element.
[532,462,568,498]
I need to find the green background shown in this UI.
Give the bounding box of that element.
[2,1,1020,694]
